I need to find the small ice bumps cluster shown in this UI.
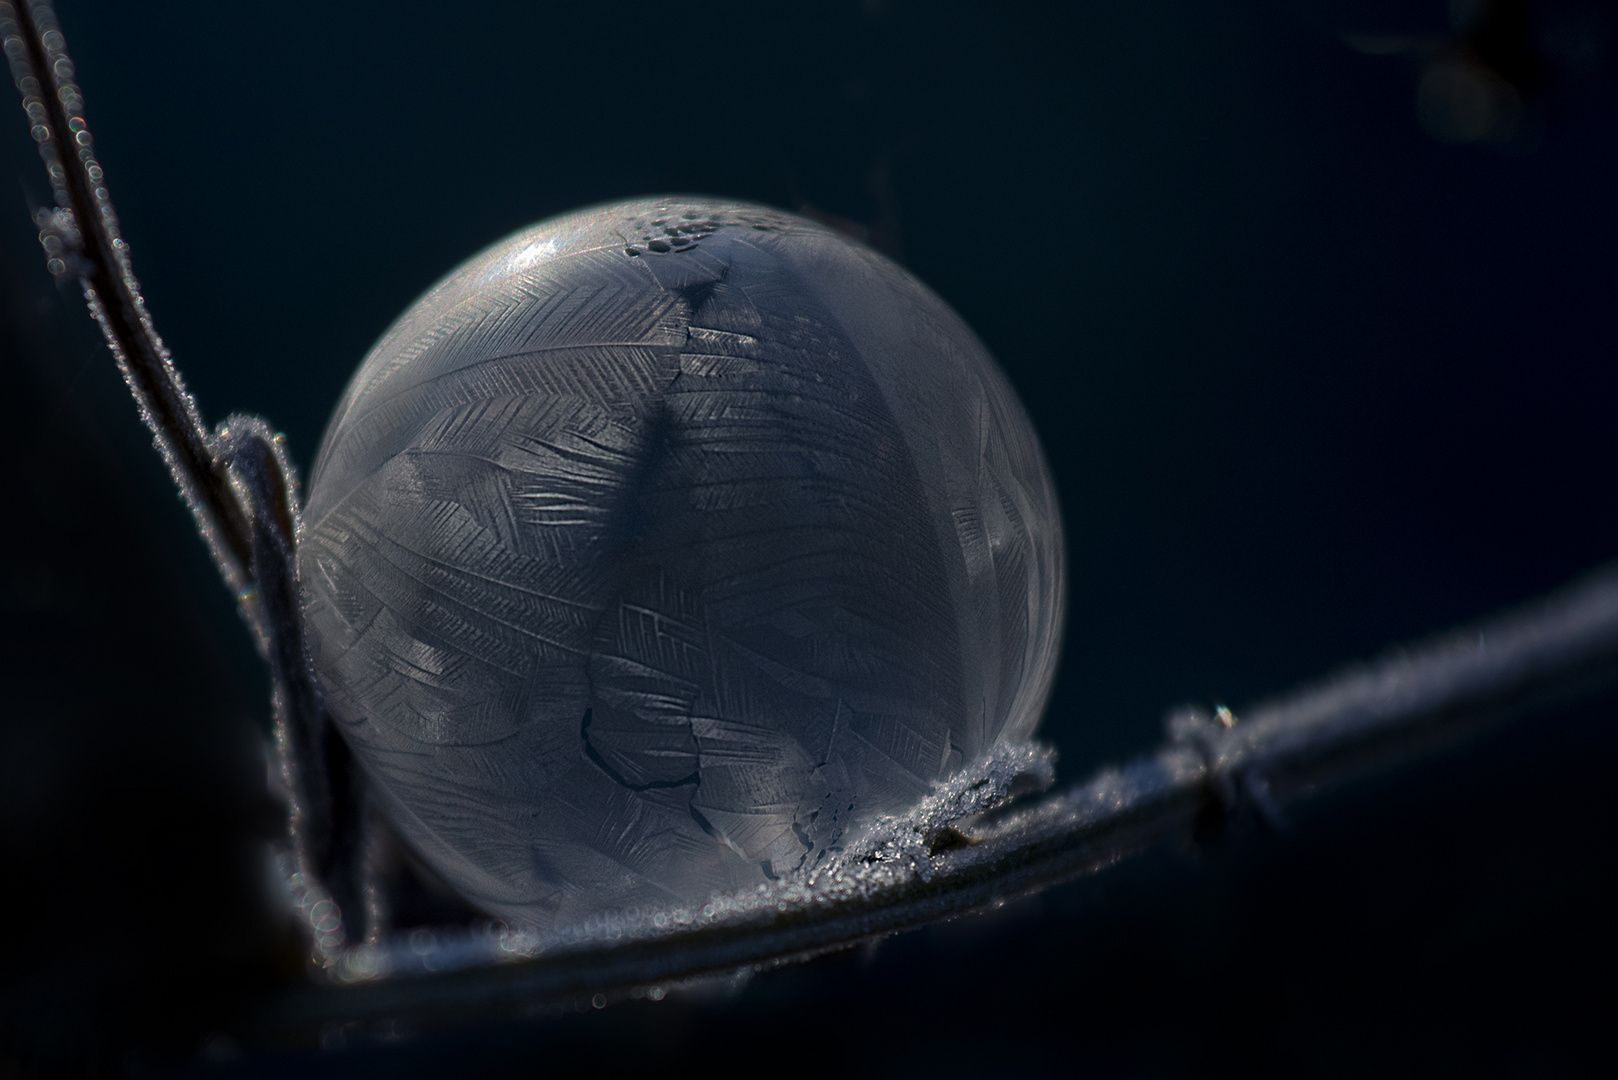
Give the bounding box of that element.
[298,197,1065,929]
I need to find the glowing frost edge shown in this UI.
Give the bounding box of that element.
[322,739,1057,984]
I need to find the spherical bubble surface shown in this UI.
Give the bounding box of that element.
[299,197,1064,927]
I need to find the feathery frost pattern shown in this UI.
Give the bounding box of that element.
[300,199,1065,927]
[299,198,1067,926]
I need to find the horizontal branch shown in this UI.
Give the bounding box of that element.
[250,562,1618,1039]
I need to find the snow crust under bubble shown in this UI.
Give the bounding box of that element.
[330,739,1058,985]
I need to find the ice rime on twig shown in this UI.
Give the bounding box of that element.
[2,0,366,948]
[259,563,1618,1035]
[821,739,1058,880]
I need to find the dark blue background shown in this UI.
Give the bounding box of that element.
[2,1,1614,1074]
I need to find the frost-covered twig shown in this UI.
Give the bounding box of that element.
[2,0,259,589]
[2,0,363,940]
[252,563,1618,1036]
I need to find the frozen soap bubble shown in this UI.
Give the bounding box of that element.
[299,197,1064,928]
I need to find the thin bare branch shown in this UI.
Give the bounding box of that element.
[2,0,254,590]
[1,0,366,942]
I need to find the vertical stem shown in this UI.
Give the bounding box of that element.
[2,0,366,952]
[3,0,256,598]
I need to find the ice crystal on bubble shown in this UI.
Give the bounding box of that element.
[299,198,1065,930]
[333,739,1055,984]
